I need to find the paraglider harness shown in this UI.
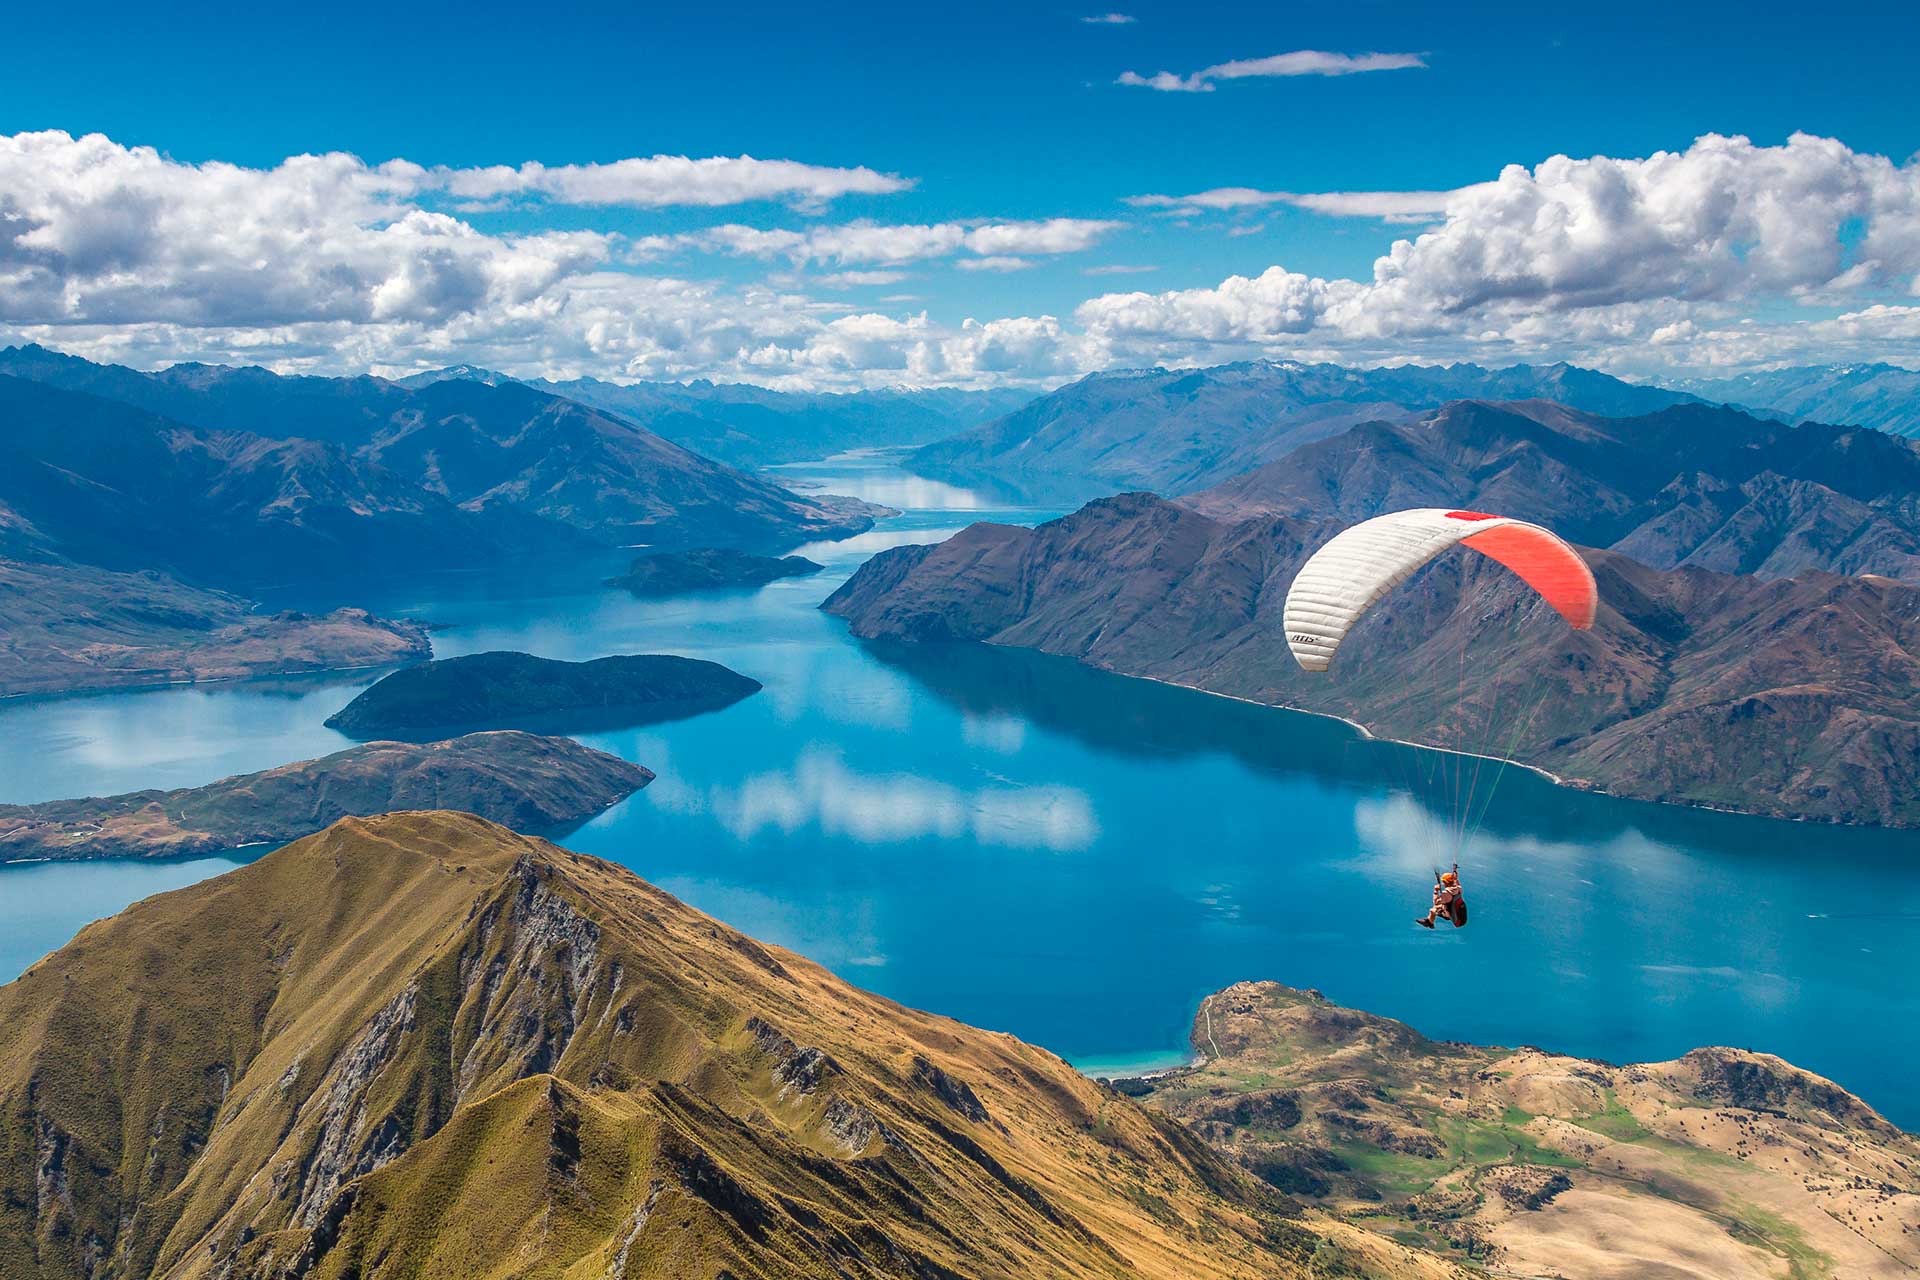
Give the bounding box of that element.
[1432,863,1468,927]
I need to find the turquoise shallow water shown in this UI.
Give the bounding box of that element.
[3,452,1918,1126]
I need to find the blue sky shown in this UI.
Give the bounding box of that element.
[2,0,1918,387]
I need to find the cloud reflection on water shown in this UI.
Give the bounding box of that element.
[687,745,1097,850]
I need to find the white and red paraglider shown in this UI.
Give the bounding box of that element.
[1283,508,1599,928]
[1284,509,1596,672]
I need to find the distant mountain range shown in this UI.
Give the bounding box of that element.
[0,348,882,582]
[1668,362,1920,438]
[906,361,1711,504]
[0,375,585,589]
[1191,399,1920,580]
[905,358,1920,504]
[401,363,1033,466]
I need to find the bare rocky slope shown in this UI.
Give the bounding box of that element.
[0,812,1457,1280]
[1140,982,1920,1279]
[824,492,1920,824]
[0,733,649,861]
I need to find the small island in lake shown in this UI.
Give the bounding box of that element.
[0,731,650,862]
[607,546,823,596]
[325,650,761,738]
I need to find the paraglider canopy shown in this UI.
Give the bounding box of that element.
[1284,508,1596,672]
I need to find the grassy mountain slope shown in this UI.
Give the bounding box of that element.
[0,812,1456,1280]
[1141,982,1920,1279]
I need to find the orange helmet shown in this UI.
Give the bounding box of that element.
[1441,871,1459,885]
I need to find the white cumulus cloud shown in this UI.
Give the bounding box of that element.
[1080,133,1920,372]
[648,217,1120,267]
[1118,50,1426,93]
[10,128,1920,390]
[427,154,910,211]
[1128,186,1470,222]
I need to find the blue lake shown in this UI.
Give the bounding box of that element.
[3,452,1918,1125]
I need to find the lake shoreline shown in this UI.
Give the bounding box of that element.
[1017,647,1864,832]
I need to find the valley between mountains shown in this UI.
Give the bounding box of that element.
[7,347,1920,1279]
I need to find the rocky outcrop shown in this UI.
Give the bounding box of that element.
[0,731,651,861]
[1142,983,1920,1277]
[293,986,421,1228]
[324,650,761,738]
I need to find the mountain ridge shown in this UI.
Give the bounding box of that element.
[905,360,1712,504]
[0,810,1450,1280]
[0,349,880,561]
[1190,398,1920,581]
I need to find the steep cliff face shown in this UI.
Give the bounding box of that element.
[1140,983,1920,1279]
[824,494,1920,824]
[0,812,1452,1280]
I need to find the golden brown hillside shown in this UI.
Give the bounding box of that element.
[0,812,1458,1280]
[1140,982,1920,1280]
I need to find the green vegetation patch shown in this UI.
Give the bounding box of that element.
[1570,1090,1652,1142]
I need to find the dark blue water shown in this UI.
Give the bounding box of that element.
[3,452,1917,1124]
